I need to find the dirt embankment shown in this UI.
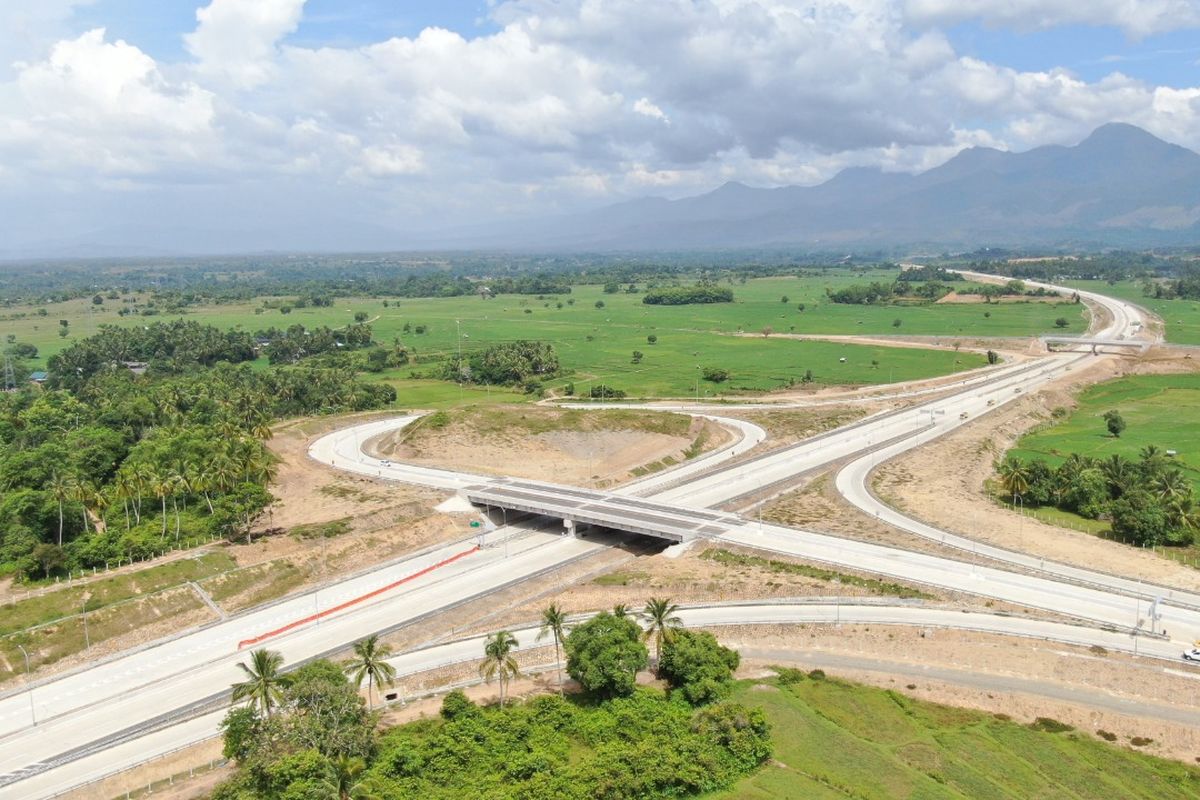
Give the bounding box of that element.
[874,352,1200,591]
[366,406,732,488]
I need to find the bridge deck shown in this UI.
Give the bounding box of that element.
[462,477,735,542]
[1040,336,1148,349]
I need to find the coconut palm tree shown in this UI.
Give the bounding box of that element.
[114,470,134,531]
[479,630,520,708]
[321,754,378,800]
[70,480,93,535]
[641,597,683,667]
[346,634,396,710]
[1101,454,1135,498]
[47,471,75,546]
[611,603,631,618]
[231,648,289,718]
[1153,469,1190,503]
[150,469,172,539]
[996,457,1030,504]
[536,604,568,695]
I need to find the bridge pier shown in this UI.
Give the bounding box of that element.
[563,518,575,536]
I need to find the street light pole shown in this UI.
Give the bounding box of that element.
[81,598,91,651]
[16,644,35,726]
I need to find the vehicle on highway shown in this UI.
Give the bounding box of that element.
[959,412,969,420]
[1184,647,1200,662]
[380,459,392,467]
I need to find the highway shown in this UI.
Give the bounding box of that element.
[2,273,1190,799]
[11,599,1192,799]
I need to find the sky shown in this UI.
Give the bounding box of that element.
[1,0,1199,254]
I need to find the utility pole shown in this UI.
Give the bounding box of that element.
[81,598,91,650]
[2,354,15,392]
[16,644,35,725]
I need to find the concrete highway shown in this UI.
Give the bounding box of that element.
[2,273,1189,798]
[13,599,1192,799]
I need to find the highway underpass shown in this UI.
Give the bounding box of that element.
[1041,335,1150,353]
[462,477,738,542]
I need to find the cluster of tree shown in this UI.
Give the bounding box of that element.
[956,279,1066,302]
[46,320,257,389]
[1145,267,1200,300]
[997,444,1197,546]
[897,266,962,282]
[254,323,374,365]
[642,285,735,305]
[942,251,1180,283]
[1,332,396,581]
[827,281,899,305]
[440,340,560,386]
[215,599,767,799]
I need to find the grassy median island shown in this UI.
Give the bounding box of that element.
[717,672,1200,799]
[369,405,730,486]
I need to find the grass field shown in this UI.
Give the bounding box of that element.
[1010,373,1200,491]
[1,273,1088,404]
[714,673,1200,799]
[1067,279,1200,345]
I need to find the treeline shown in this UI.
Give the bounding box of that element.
[441,340,560,386]
[0,325,396,581]
[642,285,735,305]
[997,446,1196,546]
[214,601,769,799]
[829,277,1066,305]
[254,323,374,365]
[47,320,257,388]
[1145,267,1200,300]
[943,251,1181,282]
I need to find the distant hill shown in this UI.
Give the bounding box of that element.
[475,123,1200,251]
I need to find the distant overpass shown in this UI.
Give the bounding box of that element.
[462,477,736,543]
[1040,336,1149,354]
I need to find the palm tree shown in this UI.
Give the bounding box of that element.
[479,630,520,708]
[1101,454,1135,498]
[346,634,396,710]
[114,471,134,531]
[611,603,631,618]
[321,754,378,800]
[70,480,94,535]
[536,604,568,695]
[231,648,289,718]
[47,472,75,546]
[996,457,1030,504]
[1153,469,1190,503]
[150,469,172,539]
[641,597,683,667]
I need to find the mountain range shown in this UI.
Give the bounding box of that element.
[7,123,1199,259]
[472,123,1200,251]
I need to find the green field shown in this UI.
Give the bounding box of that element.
[1067,279,1200,345]
[1011,374,1200,491]
[1,273,1093,403]
[715,674,1200,799]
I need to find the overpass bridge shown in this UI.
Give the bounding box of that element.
[1040,335,1149,354]
[461,477,737,543]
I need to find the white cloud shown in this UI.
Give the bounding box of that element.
[2,28,216,177]
[185,0,306,89]
[904,0,1200,38]
[633,97,669,122]
[1,0,1200,246]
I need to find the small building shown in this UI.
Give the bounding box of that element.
[29,371,48,384]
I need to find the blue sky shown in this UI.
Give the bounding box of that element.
[945,21,1200,87]
[0,0,1198,254]
[71,0,500,59]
